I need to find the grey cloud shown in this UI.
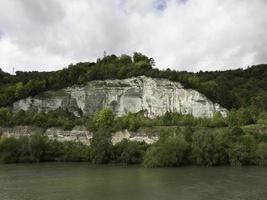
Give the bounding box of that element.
[18,0,65,24]
[0,0,267,73]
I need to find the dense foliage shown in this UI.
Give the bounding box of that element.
[0,53,267,167]
[143,126,267,167]
[143,133,189,167]
[0,134,91,163]
[1,109,267,167]
[1,53,267,114]
[1,126,266,166]
[2,106,266,132]
[0,107,84,130]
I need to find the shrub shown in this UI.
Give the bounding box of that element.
[113,139,148,164]
[90,128,113,164]
[92,108,115,130]
[257,112,267,125]
[0,137,21,163]
[227,135,257,166]
[210,112,226,127]
[0,135,91,163]
[58,141,91,162]
[192,130,221,166]
[143,135,189,168]
[115,113,140,132]
[0,107,12,126]
[256,142,267,166]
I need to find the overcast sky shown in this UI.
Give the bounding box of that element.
[0,0,267,73]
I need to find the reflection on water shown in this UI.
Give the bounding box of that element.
[0,163,266,200]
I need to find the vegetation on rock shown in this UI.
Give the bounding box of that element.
[0,109,267,167]
[0,53,267,167]
[0,53,267,115]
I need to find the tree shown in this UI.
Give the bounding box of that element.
[256,143,267,166]
[92,109,115,130]
[133,52,150,63]
[113,139,148,164]
[90,128,113,164]
[15,82,24,98]
[228,126,245,143]
[236,108,254,125]
[28,134,47,162]
[18,136,32,162]
[192,130,222,166]
[59,141,91,162]
[24,79,46,96]
[211,112,226,127]
[119,54,132,66]
[143,135,189,167]
[226,111,239,127]
[227,135,257,166]
[222,127,257,166]
[0,107,12,126]
[0,137,21,163]
[182,126,194,143]
[257,112,267,125]
[119,113,140,131]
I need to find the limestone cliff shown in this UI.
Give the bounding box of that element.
[12,76,227,118]
[0,126,160,145]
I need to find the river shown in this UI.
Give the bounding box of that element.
[0,163,266,200]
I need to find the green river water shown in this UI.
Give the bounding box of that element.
[0,163,266,200]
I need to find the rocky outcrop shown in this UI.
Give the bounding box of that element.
[0,126,91,144]
[0,126,44,138]
[111,129,159,144]
[12,76,227,118]
[45,126,92,145]
[0,126,160,145]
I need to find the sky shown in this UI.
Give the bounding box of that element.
[0,0,267,73]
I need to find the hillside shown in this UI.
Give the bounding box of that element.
[0,54,267,166]
[0,53,267,128]
[0,53,267,113]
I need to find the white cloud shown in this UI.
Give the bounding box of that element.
[0,0,267,73]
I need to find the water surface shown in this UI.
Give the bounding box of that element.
[0,163,266,200]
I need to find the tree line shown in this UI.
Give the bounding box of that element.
[1,106,267,131]
[0,53,267,115]
[0,109,267,166]
[0,53,267,167]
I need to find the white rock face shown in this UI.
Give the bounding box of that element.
[112,130,158,144]
[45,126,92,145]
[0,126,159,145]
[12,76,227,118]
[0,126,44,138]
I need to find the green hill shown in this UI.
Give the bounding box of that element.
[1,53,266,114]
[0,53,267,166]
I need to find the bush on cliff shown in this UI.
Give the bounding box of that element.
[91,108,115,130]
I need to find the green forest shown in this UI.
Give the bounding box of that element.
[0,108,267,166]
[0,52,267,112]
[0,53,267,167]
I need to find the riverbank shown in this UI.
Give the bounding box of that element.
[1,124,267,167]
